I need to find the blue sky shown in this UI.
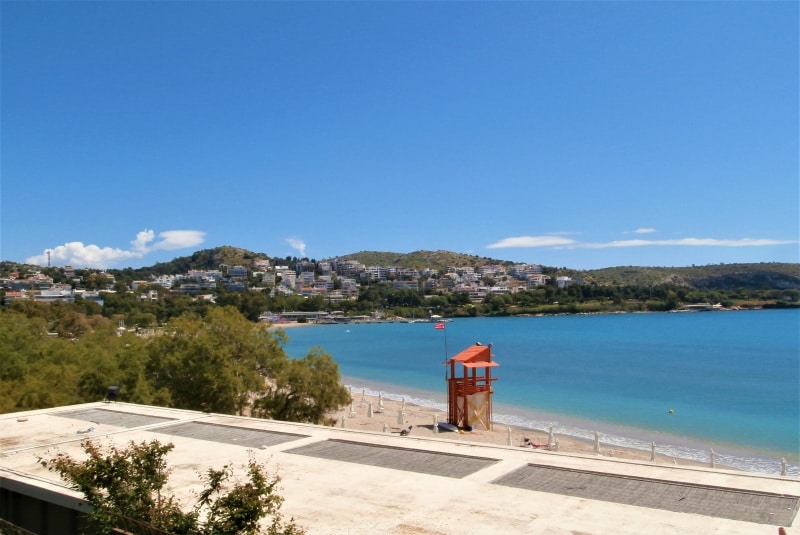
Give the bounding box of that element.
[2,2,798,270]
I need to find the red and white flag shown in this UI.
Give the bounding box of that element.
[434,322,445,330]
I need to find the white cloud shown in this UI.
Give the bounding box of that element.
[27,243,140,269]
[486,236,578,249]
[25,229,206,269]
[286,238,307,257]
[130,229,156,253]
[574,238,798,249]
[150,230,206,251]
[633,228,657,234]
[487,233,797,251]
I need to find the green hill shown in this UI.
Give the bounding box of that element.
[329,250,512,271]
[580,263,800,290]
[109,246,270,279]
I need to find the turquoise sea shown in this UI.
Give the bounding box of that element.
[282,309,800,476]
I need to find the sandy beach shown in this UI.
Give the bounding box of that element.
[326,389,714,468]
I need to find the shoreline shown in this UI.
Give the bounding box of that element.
[327,386,718,470]
[326,381,799,477]
[264,306,779,331]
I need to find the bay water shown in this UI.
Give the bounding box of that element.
[282,309,799,476]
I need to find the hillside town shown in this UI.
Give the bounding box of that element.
[0,258,580,308]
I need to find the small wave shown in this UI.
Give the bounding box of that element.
[344,383,799,477]
[491,412,799,476]
[345,384,447,413]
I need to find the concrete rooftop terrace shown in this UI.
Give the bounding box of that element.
[1,402,798,534]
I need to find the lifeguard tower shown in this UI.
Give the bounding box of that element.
[446,343,498,431]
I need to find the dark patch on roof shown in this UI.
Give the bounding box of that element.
[492,463,800,526]
[154,421,309,448]
[285,438,499,478]
[53,407,176,428]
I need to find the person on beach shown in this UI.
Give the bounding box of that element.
[523,437,547,449]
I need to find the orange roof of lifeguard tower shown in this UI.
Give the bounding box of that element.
[447,343,498,368]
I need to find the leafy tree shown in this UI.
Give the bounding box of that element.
[200,456,303,535]
[449,291,472,307]
[215,285,242,309]
[665,290,680,310]
[481,294,513,315]
[298,295,325,312]
[0,311,47,383]
[50,306,91,338]
[237,290,271,322]
[40,439,304,535]
[253,347,351,425]
[145,307,285,414]
[0,309,88,411]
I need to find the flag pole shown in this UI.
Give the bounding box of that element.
[444,324,448,366]
[435,321,449,380]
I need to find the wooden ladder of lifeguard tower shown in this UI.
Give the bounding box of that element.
[446,343,499,431]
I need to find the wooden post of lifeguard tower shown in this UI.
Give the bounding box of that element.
[446,343,499,431]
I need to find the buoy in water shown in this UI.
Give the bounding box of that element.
[668,408,675,414]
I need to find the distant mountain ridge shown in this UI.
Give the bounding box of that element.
[5,246,799,290]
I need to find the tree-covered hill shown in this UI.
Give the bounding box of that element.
[329,250,512,271]
[109,246,271,279]
[579,263,800,290]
